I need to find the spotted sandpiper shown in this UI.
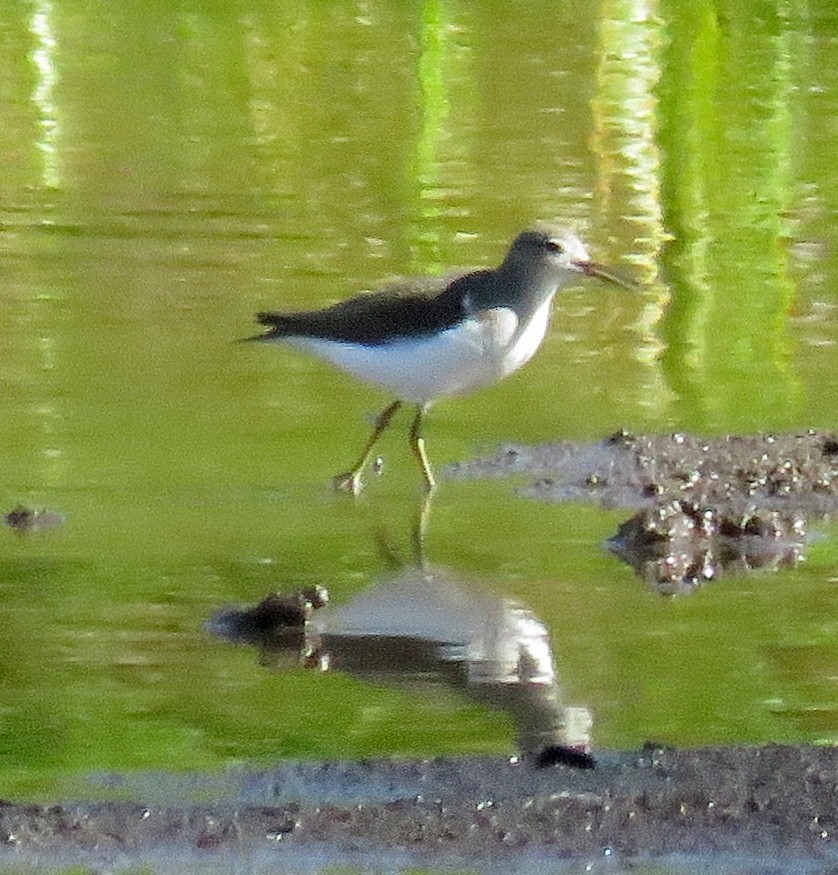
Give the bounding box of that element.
[244,224,627,494]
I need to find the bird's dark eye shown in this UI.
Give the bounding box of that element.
[545,239,564,254]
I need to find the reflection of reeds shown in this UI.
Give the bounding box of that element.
[654,3,801,431]
[591,1,805,432]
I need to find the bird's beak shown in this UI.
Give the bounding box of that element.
[574,260,635,289]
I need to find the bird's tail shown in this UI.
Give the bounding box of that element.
[235,312,283,343]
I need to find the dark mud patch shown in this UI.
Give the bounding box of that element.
[2,745,836,873]
[3,505,66,533]
[448,430,838,590]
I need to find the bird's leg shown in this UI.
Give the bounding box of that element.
[409,403,436,493]
[411,489,434,569]
[333,400,402,494]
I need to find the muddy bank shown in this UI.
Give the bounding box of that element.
[449,430,838,591]
[1,745,836,872]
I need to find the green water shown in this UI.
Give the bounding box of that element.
[1,0,838,800]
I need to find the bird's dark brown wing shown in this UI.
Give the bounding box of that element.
[250,273,482,346]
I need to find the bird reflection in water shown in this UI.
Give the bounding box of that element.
[208,498,594,768]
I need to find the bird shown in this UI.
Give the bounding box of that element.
[243,223,628,494]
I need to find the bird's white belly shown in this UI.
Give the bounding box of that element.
[285,298,554,405]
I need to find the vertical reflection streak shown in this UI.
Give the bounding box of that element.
[591,0,670,414]
[30,0,60,190]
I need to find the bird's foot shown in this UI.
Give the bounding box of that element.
[332,470,362,495]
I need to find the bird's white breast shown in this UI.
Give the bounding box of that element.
[284,296,555,405]
[496,295,554,377]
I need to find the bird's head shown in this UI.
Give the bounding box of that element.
[504,223,631,289]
